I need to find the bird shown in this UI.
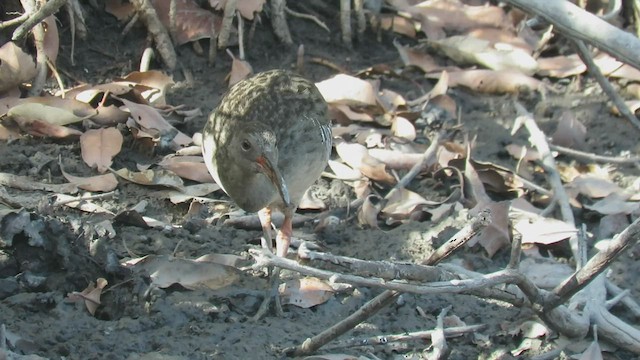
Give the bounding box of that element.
[202,69,332,260]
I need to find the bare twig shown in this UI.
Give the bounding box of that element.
[271,0,293,45]
[130,0,177,69]
[548,217,640,309]
[550,144,640,164]
[503,0,640,71]
[340,0,352,46]
[12,0,68,41]
[218,0,236,49]
[320,324,484,352]
[285,6,329,32]
[573,39,640,131]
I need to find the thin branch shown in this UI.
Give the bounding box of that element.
[573,39,640,131]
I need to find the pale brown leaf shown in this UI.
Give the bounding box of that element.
[80,128,123,173]
[279,277,334,308]
[0,42,36,93]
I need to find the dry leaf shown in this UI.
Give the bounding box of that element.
[512,214,577,245]
[443,69,544,94]
[80,128,123,173]
[279,277,334,308]
[584,192,640,215]
[66,278,108,315]
[158,155,215,183]
[327,160,363,180]
[123,254,239,289]
[428,33,537,74]
[54,194,115,215]
[61,170,119,192]
[0,42,37,93]
[391,116,416,140]
[154,183,221,204]
[358,194,381,228]
[519,257,574,289]
[379,14,417,38]
[394,40,444,73]
[114,168,185,190]
[298,189,326,210]
[551,110,586,148]
[315,74,378,106]
[566,175,622,198]
[335,141,395,184]
[382,188,431,218]
[228,51,253,86]
[119,98,192,148]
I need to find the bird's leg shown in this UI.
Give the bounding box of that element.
[257,207,274,253]
[252,206,285,320]
[275,207,294,258]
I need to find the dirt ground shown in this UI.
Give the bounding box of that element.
[2,2,640,360]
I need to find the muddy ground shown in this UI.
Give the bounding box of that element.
[2,2,640,360]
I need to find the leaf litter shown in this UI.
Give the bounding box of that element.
[2,0,640,358]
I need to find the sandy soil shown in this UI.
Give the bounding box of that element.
[1,2,640,360]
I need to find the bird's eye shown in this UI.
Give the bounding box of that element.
[241,140,252,151]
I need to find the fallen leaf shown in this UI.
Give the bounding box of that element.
[0,42,37,93]
[584,192,640,215]
[119,98,192,149]
[315,74,378,106]
[80,128,124,173]
[279,277,334,308]
[551,110,586,148]
[66,278,108,315]
[428,33,537,74]
[123,254,239,289]
[358,194,381,228]
[158,155,215,183]
[61,169,119,192]
[228,51,253,87]
[54,194,115,215]
[512,214,577,245]
[443,69,544,94]
[114,168,185,190]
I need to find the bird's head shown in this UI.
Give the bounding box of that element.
[233,123,291,207]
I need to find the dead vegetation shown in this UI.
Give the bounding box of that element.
[2,0,640,359]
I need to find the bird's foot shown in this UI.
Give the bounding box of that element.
[251,267,284,321]
[258,208,275,253]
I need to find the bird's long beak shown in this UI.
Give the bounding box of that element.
[257,155,291,207]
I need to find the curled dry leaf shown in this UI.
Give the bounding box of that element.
[119,98,192,149]
[428,33,537,74]
[228,50,253,87]
[395,0,511,39]
[584,192,640,215]
[119,70,175,105]
[391,116,416,141]
[154,183,221,204]
[315,74,378,106]
[114,168,185,190]
[566,175,623,199]
[0,42,37,93]
[443,69,544,94]
[379,14,417,38]
[122,254,239,290]
[335,141,395,184]
[60,168,119,192]
[42,16,59,64]
[158,155,215,183]
[512,211,577,245]
[327,160,363,181]
[357,194,381,228]
[54,194,115,215]
[381,188,432,219]
[368,149,424,170]
[298,189,326,210]
[80,128,124,173]
[279,277,335,308]
[66,278,108,316]
[551,110,586,148]
[519,257,574,289]
[331,104,374,123]
[394,40,443,73]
